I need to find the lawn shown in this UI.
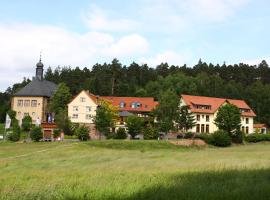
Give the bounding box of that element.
[1,141,270,200]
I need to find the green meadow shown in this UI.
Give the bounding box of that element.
[1,141,270,200]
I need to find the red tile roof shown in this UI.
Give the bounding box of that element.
[181,94,256,117]
[100,96,158,112]
[253,124,268,128]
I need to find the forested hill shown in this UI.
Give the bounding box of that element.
[1,59,270,126]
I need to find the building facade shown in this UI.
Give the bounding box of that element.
[12,59,58,124]
[68,90,158,138]
[180,94,256,134]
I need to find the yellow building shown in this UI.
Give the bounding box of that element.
[11,59,57,124]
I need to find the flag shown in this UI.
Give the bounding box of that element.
[5,114,11,129]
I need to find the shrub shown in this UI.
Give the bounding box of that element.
[115,128,127,139]
[245,134,270,143]
[30,126,43,142]
[53,129,61,139]
[7,125,21,142]
[195,133,213,144]
[232,130,244,144]
[75,126,90,141]
[22,116,32,131]
[184,132,194,139]
[143,124,159,140]
[210,130,232,147]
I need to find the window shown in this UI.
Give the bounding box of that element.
[24,113,29,117]
[31,100,37,107]
[85,114,92,120]
[197,115,200,121]
[32,112,36,117]
[73,106,79,112]
[80,97,86,102]
[242,126,245,133]
[196,124,200,133]
[246,118,249,124]
[17,100,23,107]
[202,115,205,119]
[206,115,210,122]
[246,126,249,134]
[119,102,125,108]
[136,103,141,108]
[86,106,91,112]
[201,124,205,133]
[24,100,30,107]
[131,102,136,108]
[72,114,78,119]
[206,125,209,133]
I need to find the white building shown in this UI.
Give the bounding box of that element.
[180,94,256,134]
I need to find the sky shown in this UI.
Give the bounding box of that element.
[0,0,269,92]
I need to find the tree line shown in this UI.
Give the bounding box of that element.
[1,59,270,126]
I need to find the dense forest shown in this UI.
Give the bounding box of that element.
[1,59,270,126]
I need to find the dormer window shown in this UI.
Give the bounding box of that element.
[119,101,126,108]
[131,102,136,108]
[136,103,141,108]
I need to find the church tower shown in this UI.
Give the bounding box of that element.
[36,57,44,80]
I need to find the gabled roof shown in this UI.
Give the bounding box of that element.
[68,90,98,105]
[14,79,57,98]
[181,94,256,117]
[100,96,158,112]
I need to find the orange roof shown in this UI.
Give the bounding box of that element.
[254,124,268,128]
[181,94,256,117]
[100,96,158,112]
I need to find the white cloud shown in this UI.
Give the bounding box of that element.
[82,4,139,32]
[0,23,149,91]
[140,51,189,67]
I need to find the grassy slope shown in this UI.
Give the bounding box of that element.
[0,141,270,200]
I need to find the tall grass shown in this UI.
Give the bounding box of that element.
[1,141,270,200]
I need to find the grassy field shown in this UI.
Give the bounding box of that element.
[1,140,270,200]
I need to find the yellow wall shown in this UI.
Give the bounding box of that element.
[68,91,97,124]
[12,96,47,123]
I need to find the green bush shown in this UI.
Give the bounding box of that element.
[30,126,43,142]
[114,128,127,139]
[143,124,159,140]
[53,129,61,139]
[232,130,244,144]
[22,116,32,131]
[245,134,270,143]
[184,132,194,139]
[75,126,90,141]
[195,133,213,144]
[7,125,21,142]
[210,130,232,147]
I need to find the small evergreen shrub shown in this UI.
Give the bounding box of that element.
[75,126,90,141]
[143,124,159,140]
[53,129,61,139]
[22,116,32,131]
[210,130,232,147]
[184,132,194,139]
[7,125,21,142]
[114,128,127,139]
[30,126,43,142]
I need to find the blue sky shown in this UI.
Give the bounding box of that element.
[0,0,269,91]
